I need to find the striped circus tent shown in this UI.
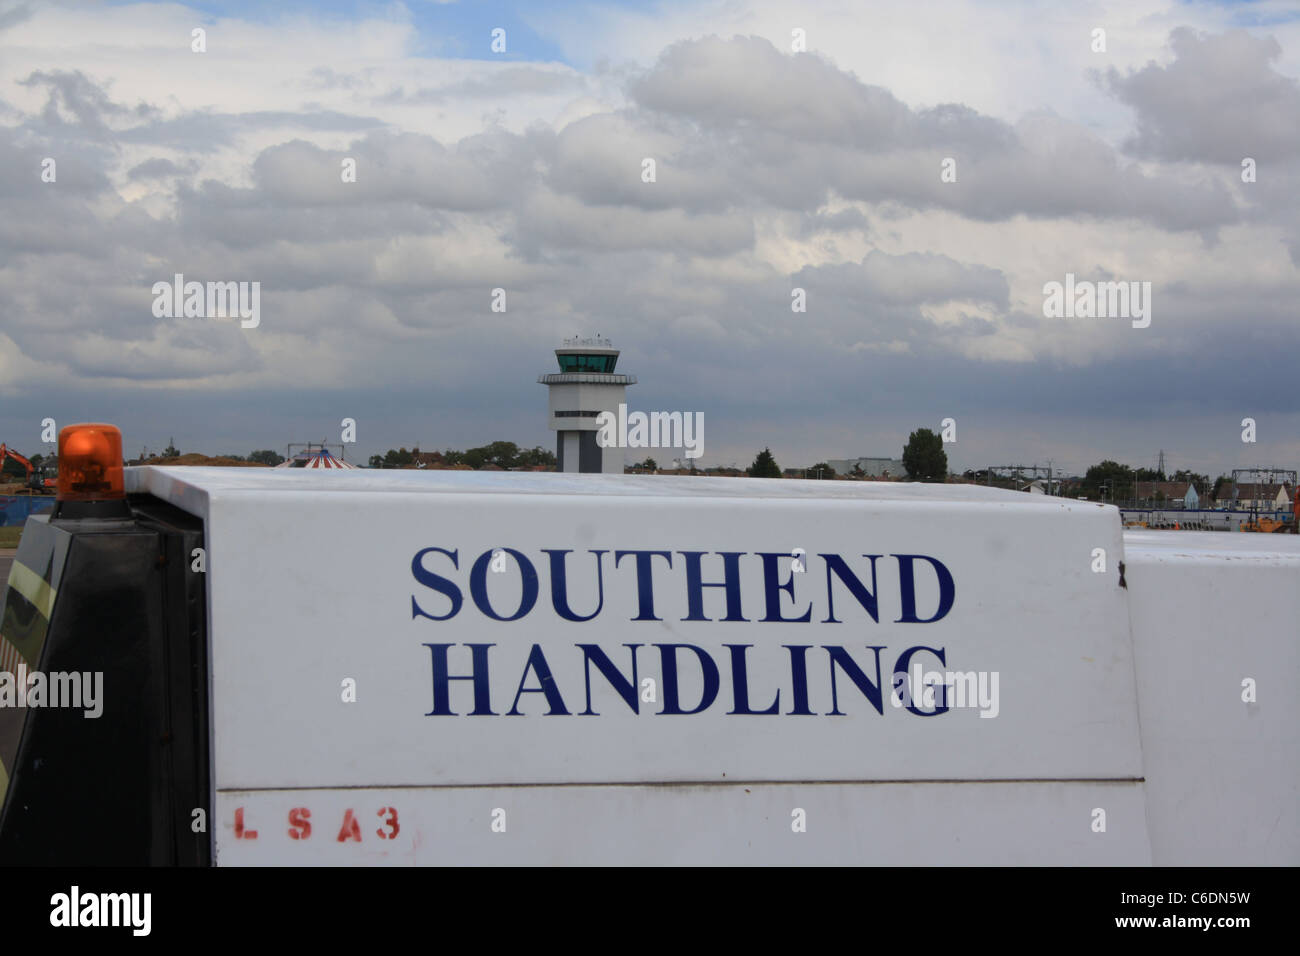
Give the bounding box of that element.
[274,447,356,469]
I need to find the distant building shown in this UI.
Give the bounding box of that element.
[408,450,445,469]
[1226,482,1293,511]
[828,456,907,478]
[1135,481,1199,510]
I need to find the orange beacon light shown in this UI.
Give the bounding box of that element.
[56,423,126,504]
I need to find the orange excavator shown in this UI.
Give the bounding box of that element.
[1240,489,1298,533]
[0,443,56,492]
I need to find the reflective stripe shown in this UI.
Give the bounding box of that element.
[6,561,55,620]
[0,636,21,674]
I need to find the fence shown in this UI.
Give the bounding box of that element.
[0,495,55,527]
[1119,508,1291,532]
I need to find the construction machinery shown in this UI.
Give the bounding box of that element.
[1239,485,1299,533]
[1241,515,1290,533]
[0,444,56,492]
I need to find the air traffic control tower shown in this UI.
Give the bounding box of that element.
[538,336,636,474]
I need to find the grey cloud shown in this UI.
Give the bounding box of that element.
[617,35,1242,233]
[127,157,187,180]
[379,66,586,104]
[250,129,536,210]
[235,109,386,132]
[306,66,378,91]
[0,251,262,380]
[512,189,755,257]
[798,205,872,236]
[629,36,914,151]
[773,252,1011,354]
[0,3,31,31]
[14,70,379,155]
[545,111,742,212]
[839,251,1009,308]
[116,109,384,151]
[1107,28,1300,163]
[175,178,452,250]
[38,323,261,381]
[0,125,111,199]
[17,69,156,140]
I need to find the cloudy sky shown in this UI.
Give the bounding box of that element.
[1,0,1298,477]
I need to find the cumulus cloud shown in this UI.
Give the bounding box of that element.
[622,36,1240,232]
[1107,28,1300,163]
[250,129,538,210]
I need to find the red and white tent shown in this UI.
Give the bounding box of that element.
[274,448,357,469]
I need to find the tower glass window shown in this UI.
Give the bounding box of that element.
[557,353,618,373]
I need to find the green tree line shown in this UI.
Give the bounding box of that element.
[368,441,556,470]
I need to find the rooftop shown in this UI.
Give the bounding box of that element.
[127,464,1118,519]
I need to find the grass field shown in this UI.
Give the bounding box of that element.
[0,526,22,548]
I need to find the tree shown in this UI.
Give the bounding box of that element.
[383,447,414,468]
[483,441,520,468]
[163,438,180,458]
[808,462,836,479]
[517,446,557,469]
[1172,469,1209,495]
[851,463,865,478]
[902,429,947,481]
[747,448,782,478]
[248,449,284,466]
[1083,460,1135,500]
[636,457,658,472]
[369,441,557,470]
[1212,475,1231,501]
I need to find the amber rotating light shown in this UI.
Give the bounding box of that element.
[57,423,125,502]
